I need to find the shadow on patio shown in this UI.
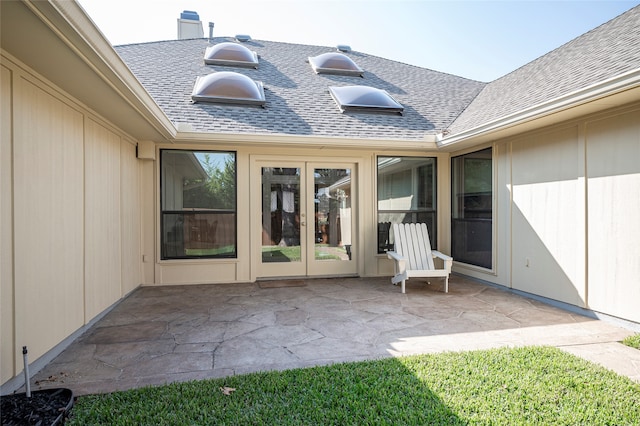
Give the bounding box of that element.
[31,276,632,396]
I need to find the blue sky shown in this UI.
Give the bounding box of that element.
[78,0,639,82]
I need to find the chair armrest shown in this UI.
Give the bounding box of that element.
[386,251,405,262]
[432,250,452,262]
[432,250,453,272]
[387,250,407,274]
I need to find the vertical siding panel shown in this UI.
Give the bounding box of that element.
[84,119,121,320]
[510,126,585,307]
[13,78,84,364]
[1,64,15,382]
[121,140,141,294]
[586,110,640,323]
[140,159,155,284]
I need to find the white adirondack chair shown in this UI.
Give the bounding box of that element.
[387,223,453,293]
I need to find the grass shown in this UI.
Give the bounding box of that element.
[623,334,640,349]
[262,245,344,262]
[68,346,639,425]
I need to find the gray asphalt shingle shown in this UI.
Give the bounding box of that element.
[448,5,640,135]
[114,5,640,142]
[115,38,485,141]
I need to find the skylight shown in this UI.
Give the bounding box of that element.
[204,42,259,68]
[308,52,363,76]
[191,72,265,106]
[329,86,404,115]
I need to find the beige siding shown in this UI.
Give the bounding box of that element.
[494,143,511,286]
[510,126,585,306]
[84,119,122,320]
[1,56,144,386]
[141,160,155,283]
[1,64,15,381]
[586,109,640,323]
[152,148,447,284]
[455,102,639,323]
[13,77,85,365]
[121,140,141,295]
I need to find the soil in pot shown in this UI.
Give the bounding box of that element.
[1,388,73,425]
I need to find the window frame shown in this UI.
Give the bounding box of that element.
[450,147,493,269]
[376,156,437,254]
[160,149,238,260]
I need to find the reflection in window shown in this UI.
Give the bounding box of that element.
[451,147,492,268]
[161,150,237,259]
[377,157,436,253]
[314,168,352,261]
[261,167,301,263]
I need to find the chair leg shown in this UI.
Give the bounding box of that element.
[401,280,406,294]
[444,276,449,293]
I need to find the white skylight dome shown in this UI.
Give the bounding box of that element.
[308,52,363,76]
[191,72,265,106]
[329,86,404,114]
[204,42,259,68]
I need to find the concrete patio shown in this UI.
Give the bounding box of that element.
[30,276,640,396]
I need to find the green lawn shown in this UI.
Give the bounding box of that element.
[623,334,640,349]
[68,346,639,425]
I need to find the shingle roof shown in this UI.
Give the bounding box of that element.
[448,5,640,136]
[115,38,485,141]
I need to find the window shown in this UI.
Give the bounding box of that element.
[308,52,363,76]
[329,86,404,114]
[191,72,265,106]
[451,148,492,268]
[204,42,259,68]
[377,156,436,253]
[161,150,237,259]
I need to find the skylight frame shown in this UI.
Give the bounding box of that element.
[191,71,266,107]
[308,52,364,77]
[329,85,404,115]
[204,42,259,68]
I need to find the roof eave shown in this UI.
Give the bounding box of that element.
[172,128,440,151]
[437,68,640,152]
[2,0,176,142]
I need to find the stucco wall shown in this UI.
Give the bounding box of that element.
[456,102,640,324]
[1,54,143,385]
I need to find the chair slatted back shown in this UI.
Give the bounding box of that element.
[392,223,435,271]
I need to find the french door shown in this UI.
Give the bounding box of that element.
[254,160,356,278]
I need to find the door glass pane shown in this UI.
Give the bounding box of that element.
[314,168,352,261]
[261,167,301,263]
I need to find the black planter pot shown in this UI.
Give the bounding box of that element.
[1,388,74,425]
